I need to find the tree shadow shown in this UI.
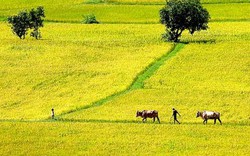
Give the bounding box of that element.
[180,39,216,44]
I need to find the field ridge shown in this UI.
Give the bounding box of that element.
[83,1,250,5]
[56,43,185,119]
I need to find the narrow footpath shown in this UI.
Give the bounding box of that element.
[57,43,185,118]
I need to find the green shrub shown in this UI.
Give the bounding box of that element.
[82,14,99,24]
[84,0,106,4]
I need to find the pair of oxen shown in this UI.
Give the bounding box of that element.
[136,110,222,124]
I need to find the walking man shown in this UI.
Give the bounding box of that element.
[172,108,181,124]
[51,108,55,119]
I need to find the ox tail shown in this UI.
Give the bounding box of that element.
[217,112,222,124]
[153,110,160,123]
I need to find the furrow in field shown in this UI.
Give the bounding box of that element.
[56,43,185,118]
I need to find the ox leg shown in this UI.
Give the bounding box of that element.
[214,119,216,124]
[157,117,160,124]
[142,118,147,123]
[218,118,222,125]
[203,119,206,124]
[153,117,155,123]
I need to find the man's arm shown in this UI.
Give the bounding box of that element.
[178,111,181,116]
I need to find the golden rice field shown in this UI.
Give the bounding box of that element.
[0,23,173,119]
[62,42,250,124]
[60,22,250,124]
[0,0,250,155]
[0,122,249,155]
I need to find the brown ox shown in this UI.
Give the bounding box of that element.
[196,111,222,125]
[136,110,160,123]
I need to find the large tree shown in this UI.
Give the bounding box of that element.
[29,6,45,39]
[7,11,30,39]
[160,0,210,42]
[8,6,45,39]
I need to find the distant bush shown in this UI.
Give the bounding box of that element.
[7,6,45,39]
[82,14,99,24]
[84,0,106,4]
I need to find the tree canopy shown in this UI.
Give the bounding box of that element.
[160,0,210,42]
[8,6,45,39]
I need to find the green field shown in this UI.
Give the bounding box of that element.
[0,0,250,155]
[0,1,250,22]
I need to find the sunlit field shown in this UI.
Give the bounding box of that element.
[0,122,249,155]
[62,22,250,125]
[0,23,172,119]
[182,22,250,42]
[0,1,249,23]
[0,0,250,155]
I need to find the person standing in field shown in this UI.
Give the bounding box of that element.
[51,108,55,119]
[172,108,181,124]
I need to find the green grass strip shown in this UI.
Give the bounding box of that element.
[57,43,185,118]
[129,43,185,90]
[57,89,129,118]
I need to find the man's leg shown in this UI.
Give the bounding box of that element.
[176,119,180,124]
